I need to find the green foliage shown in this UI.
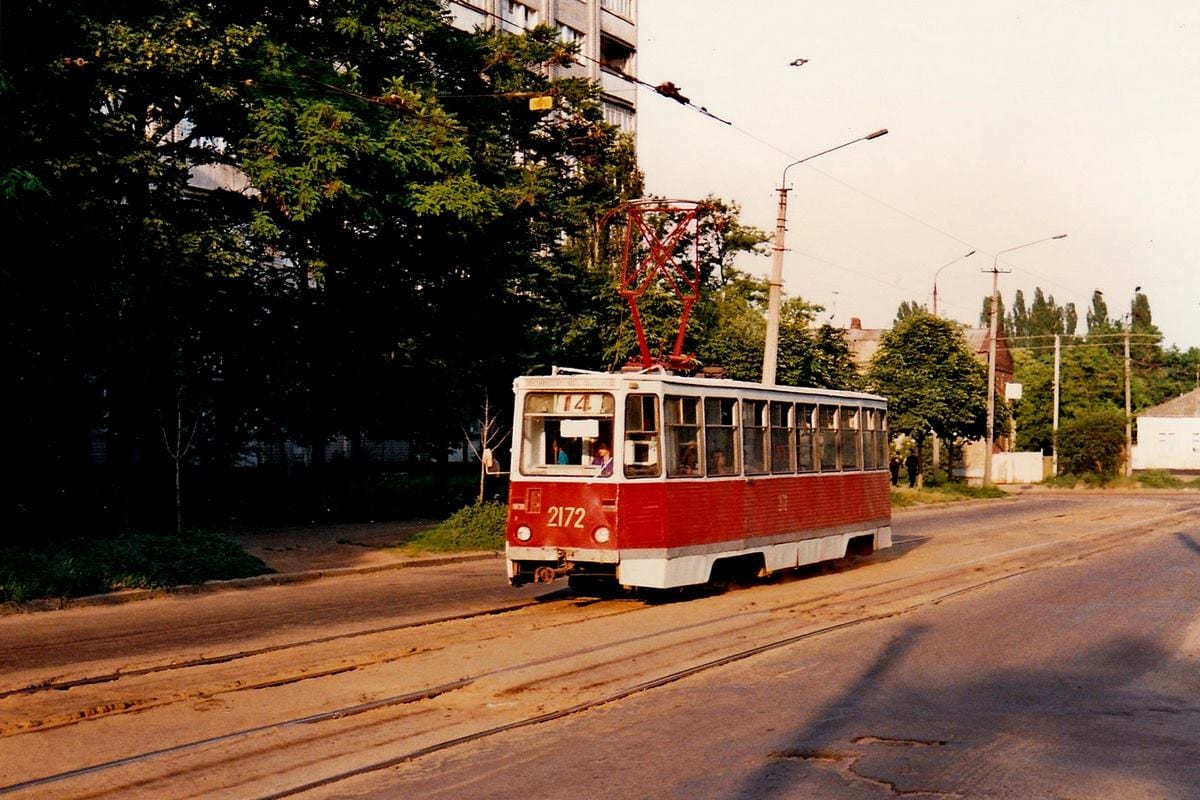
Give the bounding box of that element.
[403,500,507,552]
[1009,290,1164,456]
[894,300,925,323]
[1136,470,1183,489]
[890,483,1006,507]
[0,1,650,532]
[867,312,987,445]
[1056,408,1126,478]
[0,531,270,604]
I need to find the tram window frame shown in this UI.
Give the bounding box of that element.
[665,395,702,478]
[841,406,862,471]
[818,405,839,471]
[862,409,878,470]
[796,402,817,473]
[624,394,662,478]
[742,399,769,475]
[876,409,889,468]
[704,396,738,475]
[520,391,615,475]
[770,401,794,473]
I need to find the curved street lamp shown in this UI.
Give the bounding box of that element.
[983,234,1068,486]
[762,128,889,385]
[931,250,976,316]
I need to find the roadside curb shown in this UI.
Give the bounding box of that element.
[1,551,503,616]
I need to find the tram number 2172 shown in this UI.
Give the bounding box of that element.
[547,506,585,529]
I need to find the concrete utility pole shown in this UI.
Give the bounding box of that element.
[1124,323,1133,477]
[983,234,1067,486]
[1052,333,1061,477]
[762,128,888,385]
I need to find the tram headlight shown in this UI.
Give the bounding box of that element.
[515,525,533,542]
[593,526,611,544]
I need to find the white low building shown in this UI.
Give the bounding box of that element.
[1131,388,1200,473]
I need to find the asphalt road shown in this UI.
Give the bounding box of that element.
[3,492,1199,799]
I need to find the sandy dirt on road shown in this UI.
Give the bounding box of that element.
[228,519,443,574]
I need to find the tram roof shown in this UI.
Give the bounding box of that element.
[514,368,886,405]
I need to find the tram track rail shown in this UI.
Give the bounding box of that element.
[2,499,1198,799]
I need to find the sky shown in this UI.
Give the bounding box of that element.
[631,1,1200,351]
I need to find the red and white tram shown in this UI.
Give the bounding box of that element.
[504,367,892,591]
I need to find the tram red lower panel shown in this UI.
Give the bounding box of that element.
[505,471,889,567]
[616,472,890,551]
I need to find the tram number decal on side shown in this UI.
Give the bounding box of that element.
[547,506,586,529]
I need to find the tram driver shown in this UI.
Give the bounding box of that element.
[592,440,614,476]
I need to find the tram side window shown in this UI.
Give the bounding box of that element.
[704,396,738,475]
[841,407,861,471]
[796,403,816,473]
[818,405,839,471]
[876,410,889,468]
[862,409,878,470]
[665,395,702,477]
[770,401,794,473]
[520,391,615,475]
[624,394,661,478]
[743,399,768,475]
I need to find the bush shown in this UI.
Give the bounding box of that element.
[0,531,270,604]
[403,500,507,553]
[1137,470,1184,489]
[1056,409,1127,478]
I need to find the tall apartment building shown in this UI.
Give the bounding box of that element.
[446,0,637,135]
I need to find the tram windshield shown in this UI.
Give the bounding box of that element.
[520,391,616,476]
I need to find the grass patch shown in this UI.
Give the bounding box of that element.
[0,531,271,604]
[892,483,1007,508]
[1042,472,1200,490]
[401,500,507,553]
[1136,470,1186,489]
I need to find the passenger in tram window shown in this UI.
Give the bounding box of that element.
[710,449,729,475]
[593,441,614,476]
[553,439,570,465]
[679,443,699,474]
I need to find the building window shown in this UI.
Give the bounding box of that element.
[603,102,634,133]
[558,23,584,45]
[600,35,633,75]
[501,0,539,31]
[601,0,634,19]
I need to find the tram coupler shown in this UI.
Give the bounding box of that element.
[533,563,574,584]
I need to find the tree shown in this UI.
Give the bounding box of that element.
[0,1,650,530]
[1009,289,1029,338]
[866,313,988,482]
[979,293,1007,334]
[894,300,925,323]
[1086,290,1116,337]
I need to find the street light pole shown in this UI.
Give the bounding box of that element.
[931,250,976,316]
[762,128,888,385]
[983,234,1068,486]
